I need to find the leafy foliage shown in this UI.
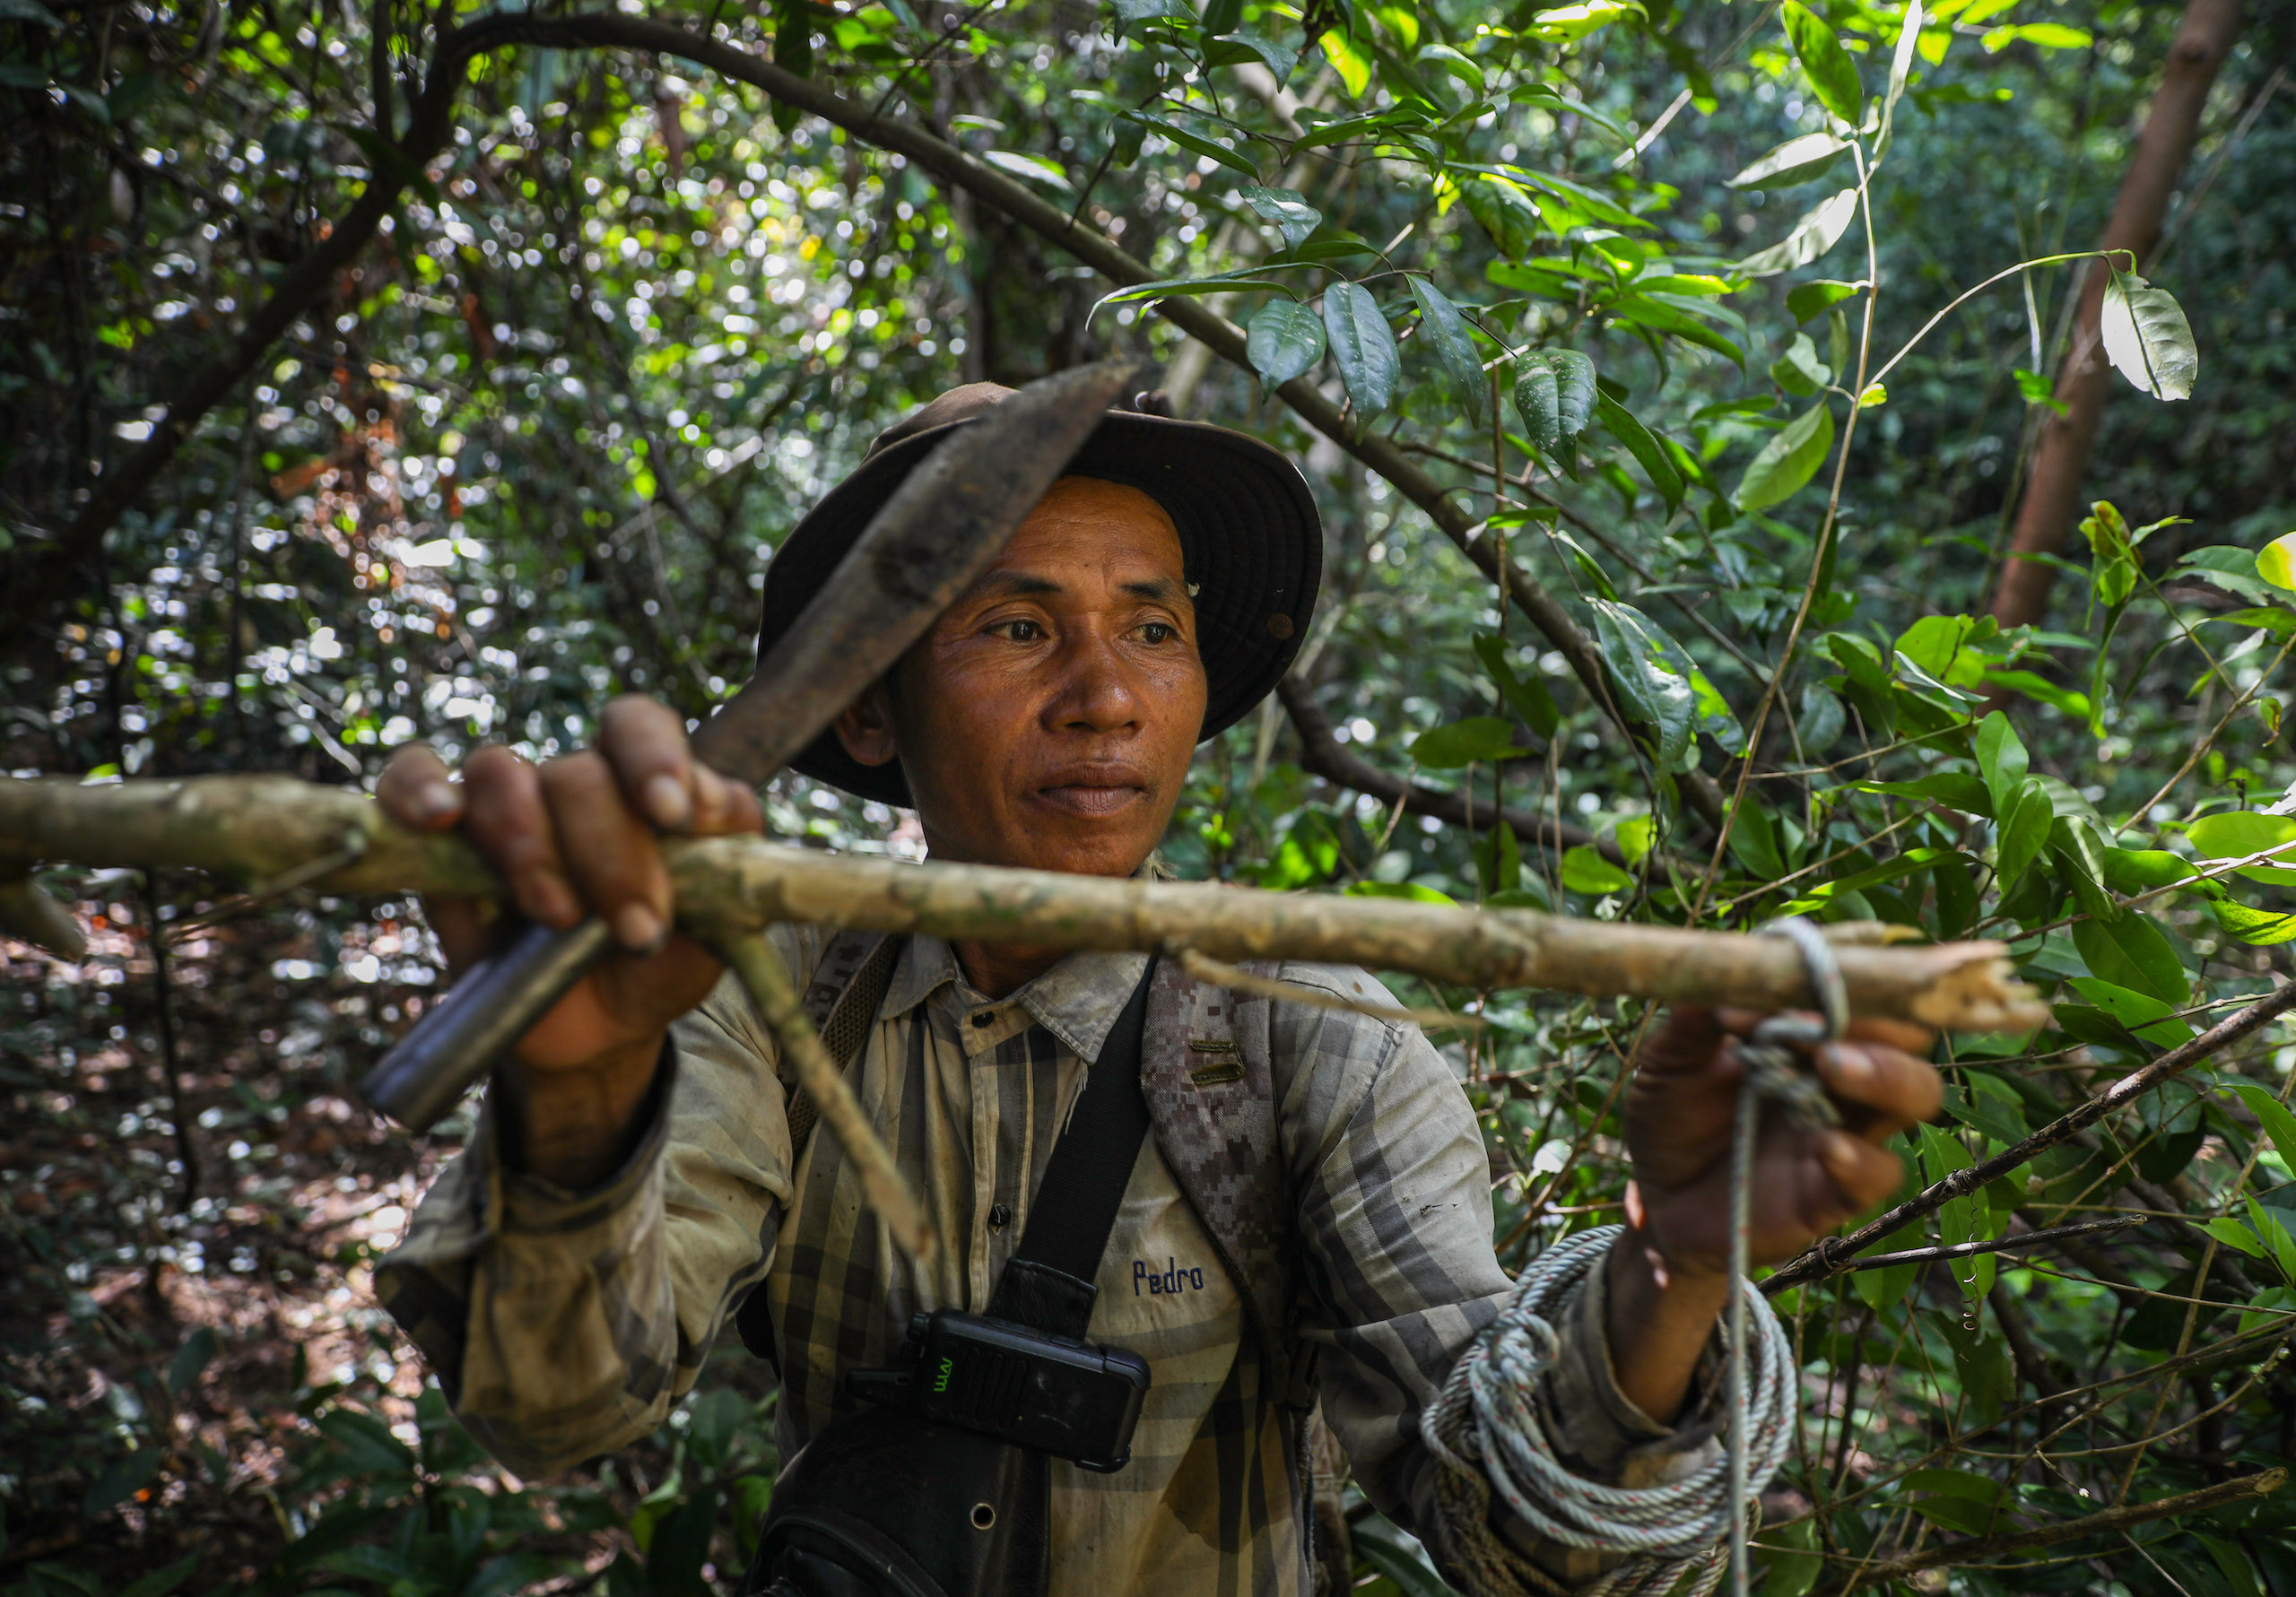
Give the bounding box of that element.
[4,0,2296,1592]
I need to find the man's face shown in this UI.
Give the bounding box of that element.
[833,475,1206,877]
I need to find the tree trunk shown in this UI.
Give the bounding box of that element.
[1987,0,2244,637]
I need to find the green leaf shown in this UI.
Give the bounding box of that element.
[1512,349,1597,456]
[1119,111,1261,178]
[2256,531,2296,592]
[116,1558,200,1597]
[2187,811,2296,885]
[1735,187,1859,278]
[1851,1222,1923,1312]
[168,1325,219,1395]
[1406,277,1486,425]
[1409,716,1525,769]
[1787,279,1862,322]
[2066,977,2193,1046]
[2213,899,2296,946]
[1317,27,1372,97]
[2205,1216,2269,1259]
[1246,298,1326,386]
[1344,879,1458,906]
[2075,908,2176,1000]
[979,149,1073,192]
[1734,401,1835,511]
[1996,782,2055,893]
[1974,710,2028,820]
[1781,1,1866,126]
[2225,1081,2296,1173]
[1322,282,1400,414]
[2100,270,2197,401]
[1769,331,1831,396]
[1798,681,1846,752]
[1981,667,2092,718]
[1594,392,1683,515]
[1754,1515,1823,1597]
[1560,846,1635,895]
[83,1449,161,1517]
[2104,847,2199,893]
[1096,271,1297,314]
[1473,633,1561,739]
[1588,599,1701,768]
[1857,772,1991,815]
[1530,1,1647,41]
[1207,30,1301,80]
[1237,184,1320,248]
[1727,130,1850,190]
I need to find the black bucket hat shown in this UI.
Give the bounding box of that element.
[758,381,1324,806]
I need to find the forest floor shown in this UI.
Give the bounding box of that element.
[0,877,770,1594]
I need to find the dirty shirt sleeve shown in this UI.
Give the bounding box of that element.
[377,936,804,1479]
[1271,965,1734,1593]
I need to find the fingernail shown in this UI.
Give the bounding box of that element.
[529,871,580,927]
[1819,1130,1860,1178]
[1826,1043,1874,1088]
[643,773,691,831]
[613,902,666,954]
[419,783,460,822]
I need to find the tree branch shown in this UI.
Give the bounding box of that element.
[13,15,507,625]
[1276,674,1631,864]
[1766,980,2296,1293]
[30,7,1727,827]
[1809,1214,2148,1275]
[0,773,2048,1032]
[1842,1469,2284,1587]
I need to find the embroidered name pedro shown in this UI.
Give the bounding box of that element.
[1132,1256,1207,1296]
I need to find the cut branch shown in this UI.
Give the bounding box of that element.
[1766,980,2296,1293]
[0,774,2047,1033]
[1843,1469,2284,1587]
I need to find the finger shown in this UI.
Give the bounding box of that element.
[462,745,581,929]
[1814,1043,1944,1136]
[1813,1128,1909,1216]
[599,695,702,833]
[378,744,463,830]
[422,895,497,974]
[1637,1006,1732,1076]
[1844,1015,1935,1055]
[689,762,765,838]
[542,751,672,953]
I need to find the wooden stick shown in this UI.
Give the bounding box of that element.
[0,774,2048,1032]
[715,929,935,1263]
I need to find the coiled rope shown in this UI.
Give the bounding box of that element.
[1422,919,1845,1597]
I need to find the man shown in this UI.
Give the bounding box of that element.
[378,385,1938,1594]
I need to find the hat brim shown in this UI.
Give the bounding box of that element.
[756,411,1323,807]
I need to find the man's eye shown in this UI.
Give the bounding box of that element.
[1139,621,1176,645]
[990,618,1044,642]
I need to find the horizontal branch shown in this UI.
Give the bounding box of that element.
[1812,1214,2149,1277]
[1766,980,2296,1293]
[1842,1469,2285,1587]
[0,774,2047,1031]
[1276,675,1625,863]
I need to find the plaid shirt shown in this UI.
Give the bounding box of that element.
[381,926,1732,1594]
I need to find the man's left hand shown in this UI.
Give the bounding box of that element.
[1621,1006,1942,1282]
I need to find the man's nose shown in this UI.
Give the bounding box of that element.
[1048,630,1141,732]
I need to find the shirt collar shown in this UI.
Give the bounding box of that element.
[880,935,1151,1064]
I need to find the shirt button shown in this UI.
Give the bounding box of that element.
[988,1203,1012,1231]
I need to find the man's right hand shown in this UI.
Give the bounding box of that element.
[377,696,763,1185]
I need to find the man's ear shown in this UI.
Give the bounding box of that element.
[834,681,900,768]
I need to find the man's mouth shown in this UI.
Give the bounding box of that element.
[1034,767,1150,817]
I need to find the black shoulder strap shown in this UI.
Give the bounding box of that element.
[984,960,1157,1342]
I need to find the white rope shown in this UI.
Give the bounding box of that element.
[1421,918,1843,1597]
[1421,1227,1795,1597]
